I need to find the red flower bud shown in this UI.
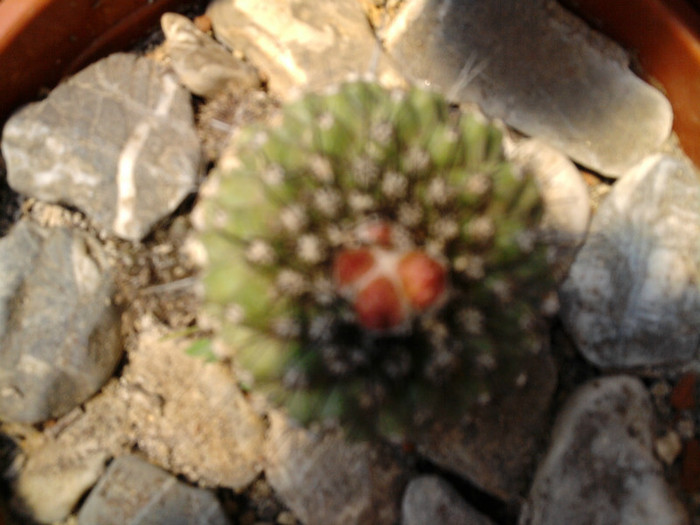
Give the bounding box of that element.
[333,248,375,288]
[354,276,404,331]
[398,251,447,310]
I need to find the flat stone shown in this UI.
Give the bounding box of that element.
[402,475,495,525]
[1,53,200,241]
[161,12,261,99]
[384,0,672,177]
[521,376,688,525]
[415,349,557,501]
[264,411,404,525]
[0,220,121,423]
[207,0,402,98]
[560,154,700,369]
[77,455,228,525]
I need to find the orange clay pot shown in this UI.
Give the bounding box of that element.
[561,0,700,167]
[0,0,190,122]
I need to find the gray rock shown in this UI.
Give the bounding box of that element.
[207,0,403,98]
[402,475,495,525]
[1,53,201,241]
[415,350,557,501]
[264,411,404,525]
[521,376,689,525]
[161,12,261,99]
[560,154,700,369]
[384,0,672,177]
[0,220,121,423]
[77,455,228,525]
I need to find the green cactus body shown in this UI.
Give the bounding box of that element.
[197,81,554,438]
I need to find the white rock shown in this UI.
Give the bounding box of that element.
[384,0,672,177]
[560,154,700,369]
[522,376,689,525]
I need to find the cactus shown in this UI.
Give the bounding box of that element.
[196,81,554,438]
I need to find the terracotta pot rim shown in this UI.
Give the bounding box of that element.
[562,0,700,167]
[0,0,54,52]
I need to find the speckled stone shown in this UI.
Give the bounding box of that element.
[1,53,201,241]
[384,0,672,177]
[560,154,700,369]
[0,220,121,423]
[522,376,689,525]
[77,455,228,525]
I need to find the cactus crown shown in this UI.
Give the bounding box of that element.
[198,81,553,438]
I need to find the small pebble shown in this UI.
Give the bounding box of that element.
[655,431,683,466]
[676,418,696,440]
[276,511,297,525]
[194,14,213,33]
[162,12,260,99]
